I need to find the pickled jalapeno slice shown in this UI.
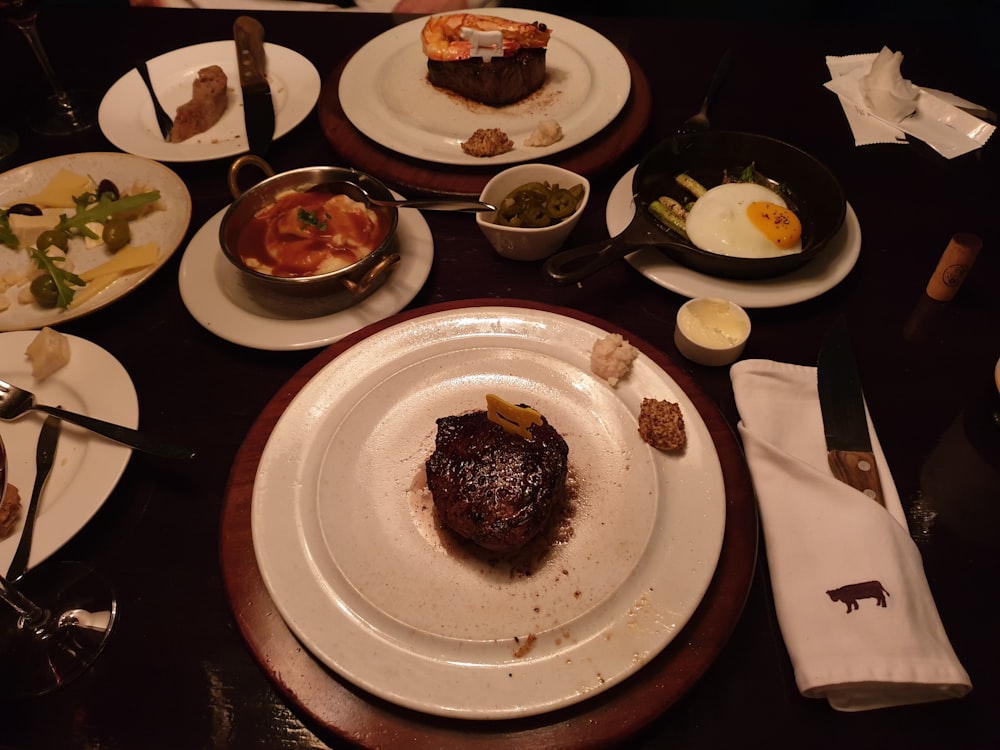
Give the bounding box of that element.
[493,180,585,228]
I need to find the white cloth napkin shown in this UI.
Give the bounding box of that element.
[730,359,972,711]
[824,47,995,158]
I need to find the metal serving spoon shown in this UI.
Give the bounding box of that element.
[311,180,496,212]
[681,49,732,132]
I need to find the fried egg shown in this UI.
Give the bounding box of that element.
[685,182,802,258]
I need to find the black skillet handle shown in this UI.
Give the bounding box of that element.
[543,235,638,285]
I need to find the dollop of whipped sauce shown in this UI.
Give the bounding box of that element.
[678,298,749,348]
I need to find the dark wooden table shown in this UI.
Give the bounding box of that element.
[1,5,997,749]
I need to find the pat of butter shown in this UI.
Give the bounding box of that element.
[677,298,749,348]
[486,394,542,440]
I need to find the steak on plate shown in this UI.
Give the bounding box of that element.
[425,409,568,553]
[427,48,546,107]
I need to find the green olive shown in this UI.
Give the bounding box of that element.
[102,217,131,251]
[29,275,59,308]
[36,229,69,252]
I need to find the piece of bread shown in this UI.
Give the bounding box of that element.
[638,398,686,452]
[170,65,228,143]
[0,482,21,539]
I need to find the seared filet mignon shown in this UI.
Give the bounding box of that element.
[426,409,568,553]
[427,48,546,107]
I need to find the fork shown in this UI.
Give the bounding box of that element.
[135,58,173,140]
[0,379,194,460]
[682,48,732,132]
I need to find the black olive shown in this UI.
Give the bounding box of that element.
[7,203,42,216]
[97,179,120,201]
[30,275,59,308]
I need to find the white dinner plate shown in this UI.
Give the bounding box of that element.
[252,305,726,718]
[339,10,631,166]
[99,42,320,162]
[0,331,135,574]
[178,200,433,351]
[608,166,863,308]
[0,152,192,332]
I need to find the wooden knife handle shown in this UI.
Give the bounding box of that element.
[827,450,885,506]
[234,16,267,86]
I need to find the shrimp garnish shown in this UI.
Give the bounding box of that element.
[421,14,551,62]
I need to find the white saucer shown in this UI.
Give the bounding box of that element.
[607,166,862,308]
[99,41,320,162]
[0,331,135,574]
[177,202,433,351]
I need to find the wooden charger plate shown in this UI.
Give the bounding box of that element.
[318,53,652,199]
[220,299,757,749]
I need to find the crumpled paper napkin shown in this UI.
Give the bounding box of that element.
[730,359,972,711]
[824,47,994,158]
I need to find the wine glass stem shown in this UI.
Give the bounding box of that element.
[12,18,73,111]
[0,572,50,630]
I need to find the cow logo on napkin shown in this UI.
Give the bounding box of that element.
[826,580,890,613]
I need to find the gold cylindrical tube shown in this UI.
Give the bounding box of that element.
[925,233,983,302]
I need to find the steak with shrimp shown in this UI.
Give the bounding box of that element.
[426,406,569,553]
[422,14,552,106]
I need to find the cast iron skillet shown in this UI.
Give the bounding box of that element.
[544,130,846,284]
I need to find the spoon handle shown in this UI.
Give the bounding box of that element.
[702,49,732,113]
[379,200,495,212]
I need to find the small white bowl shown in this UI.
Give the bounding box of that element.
[674,297,751,367]
[476,163,589,261]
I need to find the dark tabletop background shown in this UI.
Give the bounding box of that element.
[1,3,998,749]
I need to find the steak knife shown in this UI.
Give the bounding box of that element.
[233,16,275,156]
[7,415,60,580]
[817,316,885,506]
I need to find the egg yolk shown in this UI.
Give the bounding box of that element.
[746,201,802,249]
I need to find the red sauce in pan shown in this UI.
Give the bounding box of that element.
[236,190,388,277]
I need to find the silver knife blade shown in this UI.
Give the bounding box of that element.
[817,316,885,506]
[234,16,275,156]
[7,415,60,580]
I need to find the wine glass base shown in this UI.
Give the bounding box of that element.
[0,562,117,698]
[29,89,100,137]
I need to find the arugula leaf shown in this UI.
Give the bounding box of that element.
[0,209,18,249]
[28,245,85,309]
[54,190,160,240]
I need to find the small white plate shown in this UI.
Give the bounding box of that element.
[0,331,135,574]
[252,305,726,718]
[0,152,192,332]
[340,9,631,166]
[607,166,862,308]
[99,41,320,162]
[177,201,433,351]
